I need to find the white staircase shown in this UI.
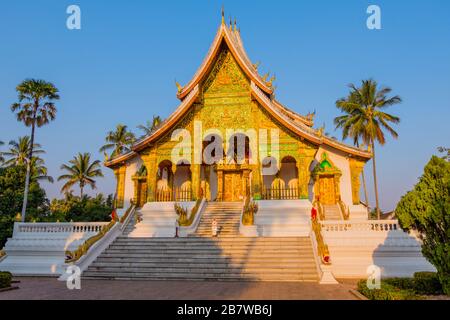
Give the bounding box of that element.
[322,205,342,220]
[192,202,242,237]
[83,237,319,282]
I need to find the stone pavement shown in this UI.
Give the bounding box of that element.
[0,277,358,300]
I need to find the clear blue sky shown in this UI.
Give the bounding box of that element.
[0,0,449,211]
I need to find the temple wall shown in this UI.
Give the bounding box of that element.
[119,156,143,216]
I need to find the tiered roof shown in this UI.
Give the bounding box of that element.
[105,14,371,168]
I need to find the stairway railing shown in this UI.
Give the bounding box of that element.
[311,200,331,265]
[338,200,350,220]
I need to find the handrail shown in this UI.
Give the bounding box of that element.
[65,218,118,263]
[338,200,350,220]
[311,216,331,265]
[242,197,258,226]
[178,198,203,227]
[313,200,325,221]
[120,204,136,230]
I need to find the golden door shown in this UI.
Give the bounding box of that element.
[223,172,243,202]
[319,176,336,205]
[138,182,148,207]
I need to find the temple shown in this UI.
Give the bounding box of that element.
[105,15,371,219]
[0,13,434,282]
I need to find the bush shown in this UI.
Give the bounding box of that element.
[0,271,12,289]
[357,279,420,300]
[384,278,415,290]
[413,272,443,295]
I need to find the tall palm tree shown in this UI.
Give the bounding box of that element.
[58,153,103,197]
[11,79,59,221]
[137,115,162,136]
[2,136,45,167]
[335,79,401,219]
[100,124,135,158]
[334,92,370,208]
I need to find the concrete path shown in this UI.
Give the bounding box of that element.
[0,277,357,300]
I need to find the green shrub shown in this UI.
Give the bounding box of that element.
[0,271,12,289]
[413,272,443,295]
[384,278,415,290]
[357,279,420,300]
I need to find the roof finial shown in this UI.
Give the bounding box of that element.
[229,17,232,30]
[221,6,225,24]
[234,19,237,31]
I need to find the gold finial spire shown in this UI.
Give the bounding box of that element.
[234,19,237,31]
[175,80,182,93]
[229,17,232,30]
[221,6,225,24]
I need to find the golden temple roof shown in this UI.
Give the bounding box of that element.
[104,16,372,168]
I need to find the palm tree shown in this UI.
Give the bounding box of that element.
[31,157,54,183]
[137,115,162,136]
[58,153,103,197]
[11,79,59,221]
[100,124,135,158]
[334,92,370,208]
[335,79,401,219]
[2,136,45,167]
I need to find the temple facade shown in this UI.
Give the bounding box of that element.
[105,17,372,217]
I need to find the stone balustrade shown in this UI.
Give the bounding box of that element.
[320,220,400,232]
[14,222,108,235]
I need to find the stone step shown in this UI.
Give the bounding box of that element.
[94,258,315,265]
[108,244,311,249]
[98,254,315,261]
[90,260,316,267]
[86,267,318,275]
[115,237,311,242]
[83,272,318,281]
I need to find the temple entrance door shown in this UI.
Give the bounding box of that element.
[223,172,243,202]
[319,176,336,205]
[138,181,148,207]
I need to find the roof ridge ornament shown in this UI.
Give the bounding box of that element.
[175,80,183,93]
[221,6,225,25]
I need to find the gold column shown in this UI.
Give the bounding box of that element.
[142,149,157,202]
[297,151,316,199]
[251,164,262,200]
[349,158,365,205]
[217,170,224,201]
[114,166,126,208]
[190,164,201,200]
[132,176,139,204]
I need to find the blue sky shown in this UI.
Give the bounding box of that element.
[0,0,449,211]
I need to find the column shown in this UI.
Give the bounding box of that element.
[142,150,157,202]
[190,164,201,200]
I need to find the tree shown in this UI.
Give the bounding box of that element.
[438,147,450,161]
[58,153,103,197]
[334,94,369,208]
[0,141,4,164]
[0,165,49,245]
[2,136,53,183]
[335,79,401,219]
[11,79,59,222]
[396,156,450,294]
[2,136,45,167]
[137,115,162,136]
[99,124,135,158]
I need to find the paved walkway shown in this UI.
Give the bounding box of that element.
[0,277,358,300]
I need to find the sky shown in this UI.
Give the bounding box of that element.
[0,0,449,211]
